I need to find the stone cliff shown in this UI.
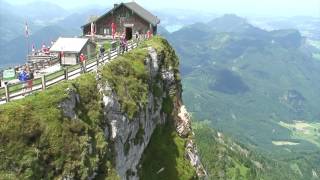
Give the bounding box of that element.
[0,36,206,180]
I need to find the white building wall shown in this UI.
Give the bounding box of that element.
[61,53,78,65]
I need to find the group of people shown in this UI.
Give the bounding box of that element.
[18,67,34,94]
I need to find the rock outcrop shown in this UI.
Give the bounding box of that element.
[177,106,207,177]
[101,46,166,179]
[101,40,206,179]
[0,37,206,180]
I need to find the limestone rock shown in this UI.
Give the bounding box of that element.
[59,88,79,120]
[99,44,206,180]
[101,47,167,180]
[176,105,192,138]
[185,139,208,178]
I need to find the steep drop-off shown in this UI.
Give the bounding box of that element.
[0,37,205,179]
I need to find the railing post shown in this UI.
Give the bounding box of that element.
[96,57,99,68]
[84,60,87,73]
[64,68,68,80]
[108,51,111,60]
[4,83,10,102]
[41,75,46,90]
[117,46,120,56]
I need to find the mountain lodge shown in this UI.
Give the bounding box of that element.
[82,2,160,40]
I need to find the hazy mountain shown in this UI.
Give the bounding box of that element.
[0,2,105,68]
[14,1,69,23]
[0,2,219,69]
[57,7,106,29]
[154,9,217,32]
[249,16,320,40]
[0,25,79,67]
[208,14,248,32]
[0,0,71,40]
[165,14,320,178]
[0,0,40,42]
[157,26,170,37]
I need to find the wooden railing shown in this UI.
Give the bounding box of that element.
[27,57,60,72]
[0,39,141,105]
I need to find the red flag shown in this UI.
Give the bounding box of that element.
[111,22,116,39]
[42,43,47,52]
[91,22,95,37]
[25,22,29,38]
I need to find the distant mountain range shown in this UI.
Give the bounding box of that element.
[164,14,320,179]
[0,0,108,69]
[249,16,320,41]
[1,0,318,69]
[0,1,220,69]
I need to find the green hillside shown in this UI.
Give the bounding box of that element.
[166,15,320,178]
[194,121,320,180]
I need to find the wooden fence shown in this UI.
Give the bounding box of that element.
[27,55,60,72]
[0,40,141,105]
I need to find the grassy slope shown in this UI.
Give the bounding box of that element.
[0,74,118,179]
[135,36,196,179]
[279,121,320,148]
[181,42,320,156]
[169,27,320,156]
[139,123,197,180]
[193,122,251,180]
[165,20,320,179]
[193,121,320,180]
[101,47,149,120]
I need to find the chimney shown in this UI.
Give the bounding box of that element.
[114,4,119,8]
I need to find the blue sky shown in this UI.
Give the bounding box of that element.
[5,0,320,17]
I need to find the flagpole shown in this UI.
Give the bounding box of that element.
[27,35,30,59]
[25,34,29,62]
[25,21,30,62]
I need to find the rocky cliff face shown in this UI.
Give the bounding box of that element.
[101,38,206,179]
[101,47,167,179]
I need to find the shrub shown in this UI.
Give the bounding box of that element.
[101,49,149,119]
[0,74,108,179]
[152,84,163,98]
[162,96,173,114]
[138,123,197,179]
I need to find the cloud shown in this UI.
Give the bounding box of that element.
[5,0,320,17]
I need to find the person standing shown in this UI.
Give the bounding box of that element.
[147,30,151,39]
[18,67,28,95]
[26,68,34,92]
[120,37,124,54]
[99,46,105,58]
[111,22,116,40]
[79,53,86,73]
[123,37,128,52]
[135,31,140,44]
